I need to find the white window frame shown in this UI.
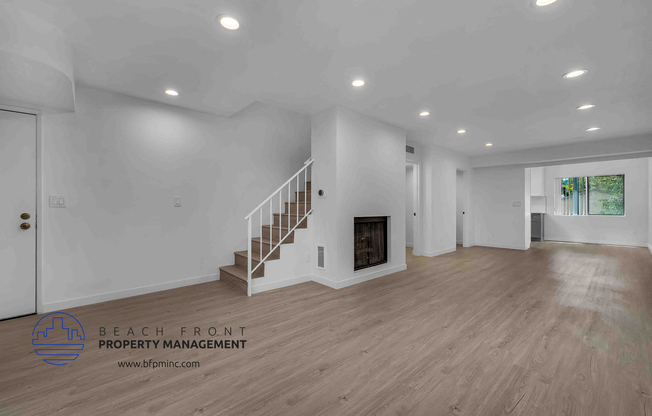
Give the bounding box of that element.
[554,174,625,217]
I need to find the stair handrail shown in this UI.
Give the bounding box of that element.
[245,158,313,296]
[244,158,313,220]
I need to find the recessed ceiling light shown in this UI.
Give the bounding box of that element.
[165,89,179,96]
[485,143,493,147]
[577,104,596,110]
[586,127,601,132]
[457,129,467,134]
[351,79,365,87]
[563,69,588,79]
[218,15,240,30]
[419,111,430,117]
[536,0,559,6]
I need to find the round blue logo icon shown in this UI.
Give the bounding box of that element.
[32,312,85,366]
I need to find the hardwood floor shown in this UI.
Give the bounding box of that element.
[1,242,651,415]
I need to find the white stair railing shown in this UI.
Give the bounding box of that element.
[244,158,313,296]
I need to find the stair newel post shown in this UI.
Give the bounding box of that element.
[269,200,272,253]
[259,209,263,263]
[304,169,307,217]
[287,183,290,239]
[296,175,299,225]
[279,192,282,242]
[247,217,252,297]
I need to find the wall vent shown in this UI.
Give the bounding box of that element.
[317,246,325,269]
[406,145,415,154]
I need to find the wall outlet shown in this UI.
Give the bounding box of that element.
[49,195,66,208]
[174,196,181,207]
[306,252,311,263]
[512,201,522,207]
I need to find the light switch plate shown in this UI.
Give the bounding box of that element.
[174,196,182,207]
[512,201,522,207]
[50,195,66,208]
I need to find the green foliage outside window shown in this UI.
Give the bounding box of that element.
[559,175,624,216]
[587,175,624,215]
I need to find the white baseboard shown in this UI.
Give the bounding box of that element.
[545,237,648,248]
[475,242,528,251]
[42,274,218,313]
[406,243,414,248]
[421,247,456,257]
[338,264,408,289]
[648,244,652,254]
[310,264,408,290]
[311,274,338,289]
[251,274,312,294]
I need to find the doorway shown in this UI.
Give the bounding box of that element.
[406,165,414,248]
[405,162,419,256]
[0,109,37,320]
[456,170,465,246]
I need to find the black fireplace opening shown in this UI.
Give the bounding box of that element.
[354,217,388,271]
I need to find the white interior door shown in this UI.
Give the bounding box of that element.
[0,109,37,320]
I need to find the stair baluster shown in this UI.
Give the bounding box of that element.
[237,158,313,296]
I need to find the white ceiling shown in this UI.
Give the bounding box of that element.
[5,0,652,156]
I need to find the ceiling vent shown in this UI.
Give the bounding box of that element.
[317,246,325,269]
[406,145,415,154]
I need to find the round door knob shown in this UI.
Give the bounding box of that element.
[20,223,31,230]
[21,213,30,220]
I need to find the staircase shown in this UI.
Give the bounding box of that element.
[219,159,313,295]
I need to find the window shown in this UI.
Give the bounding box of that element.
[556,175,624,216]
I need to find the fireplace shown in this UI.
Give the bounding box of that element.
[354,217,388,271]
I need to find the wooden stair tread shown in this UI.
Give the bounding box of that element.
[262,224,292,230]
[285,204,311,208]
[252,236,292,245]
[219,265,248,282]
[235,250,261,261]
[234,250,279,262]
[219,181,312,295]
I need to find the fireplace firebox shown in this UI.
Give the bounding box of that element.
[354,217,388,271]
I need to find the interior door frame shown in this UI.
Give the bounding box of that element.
[0,103,43,315]
[456,169,471,248]
[460,169,473,248]
[405,160,420,256]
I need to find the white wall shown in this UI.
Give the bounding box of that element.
[406,165,414,247]
[472,166,528,250]
[311,106,407,288]
[524,168,531,249]
[456,170,464,244]
[416,143,471,256]
[252,218,313,294]
[543,159,649,247]
[41,86,311,310]
[649,158,652,253]
[310,107,339,283]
